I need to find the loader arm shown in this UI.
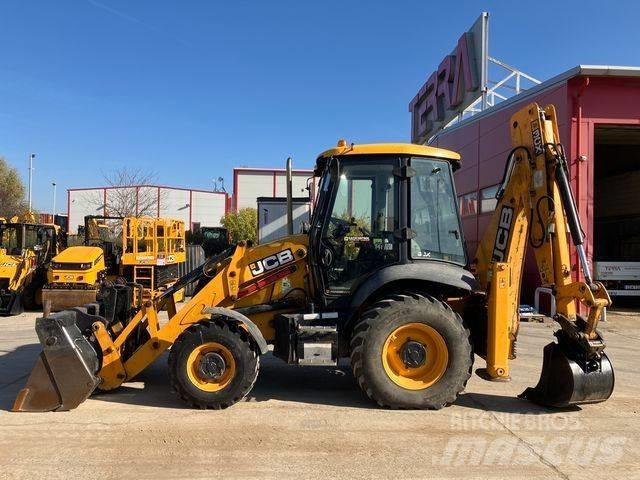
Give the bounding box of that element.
[475,103,613,407]
[13,237,310,411]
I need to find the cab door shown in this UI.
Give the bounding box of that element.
[315,157,400,297]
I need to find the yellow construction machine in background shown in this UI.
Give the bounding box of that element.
[0,213,64,316]
[13,103,615,413]
[42,215,186,311]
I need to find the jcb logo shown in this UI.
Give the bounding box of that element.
[531,120,543,156]
[249,249,294,277]
[492,206,513,262]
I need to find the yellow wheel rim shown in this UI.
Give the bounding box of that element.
[186,342,236,392]
[382,323,448,391]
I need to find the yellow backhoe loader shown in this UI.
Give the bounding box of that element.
[42,215,186,311]
[0,214,63,316]
[13,103,614,412]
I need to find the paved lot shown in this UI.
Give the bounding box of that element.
[0,309,638,479]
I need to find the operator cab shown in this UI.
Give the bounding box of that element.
[309,140,469,307]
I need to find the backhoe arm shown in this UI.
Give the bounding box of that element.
[474,103,613,407]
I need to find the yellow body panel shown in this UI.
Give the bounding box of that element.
[47,246,105,286]
[0,250,37,290]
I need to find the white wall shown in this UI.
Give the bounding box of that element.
[159,188,190,225]
[191,191,226,227]
[235,172,274,210]
[68,186,226,233]
[68,189,105,234]
[258,200,310,244]
[235,170,313,211]
[274,172,311,198]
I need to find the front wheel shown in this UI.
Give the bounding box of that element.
[168,321,259,409]
[350,293,473,409]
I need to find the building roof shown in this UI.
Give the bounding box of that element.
[67,184,227,196]
[432,65,640,141]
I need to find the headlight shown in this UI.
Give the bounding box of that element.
[80,263,91,270]
[51,262,63,270]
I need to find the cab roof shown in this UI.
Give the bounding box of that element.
[317,141,461,162]
[54,246,103,262]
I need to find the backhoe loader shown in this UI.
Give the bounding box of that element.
[13,103,614,412]
[0,214,63,316]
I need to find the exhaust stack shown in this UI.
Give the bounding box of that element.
[286,156,293,236]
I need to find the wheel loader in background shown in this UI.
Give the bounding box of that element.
[0,214,64,316]
[13,103,614,412]
[42,215,187,311]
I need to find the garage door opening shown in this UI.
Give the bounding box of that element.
[594,126,640,305]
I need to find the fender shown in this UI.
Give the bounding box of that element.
[349,262,477,312]
[201,306,269,355]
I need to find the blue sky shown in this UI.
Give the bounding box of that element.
[1,0,639,212]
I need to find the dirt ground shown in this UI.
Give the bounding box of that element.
[0,309,638,480]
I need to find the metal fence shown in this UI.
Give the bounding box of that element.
[178,244,206,297]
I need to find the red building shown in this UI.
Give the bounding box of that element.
[430,66,640,300]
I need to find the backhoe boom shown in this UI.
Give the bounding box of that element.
[475,103,613,406]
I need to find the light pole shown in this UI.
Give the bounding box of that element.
[52,182,57,217]
[28,153,35,212]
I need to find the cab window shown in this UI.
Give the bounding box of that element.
[409,158,466,264]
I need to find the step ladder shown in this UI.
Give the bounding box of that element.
[133,265,155,303]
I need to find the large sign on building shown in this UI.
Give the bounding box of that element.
[409,13,488,143]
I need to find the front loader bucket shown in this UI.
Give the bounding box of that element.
[41,288,98,312]
[520,341,614,408]
[12,310,101,412]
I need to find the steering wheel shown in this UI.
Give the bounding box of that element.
[328,217,351,239]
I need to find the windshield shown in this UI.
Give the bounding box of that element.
[0,224,46,253]
[409,157,466,265]
[0,225,20,251]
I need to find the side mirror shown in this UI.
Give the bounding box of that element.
[33,244,43,252]
[299,221,310,234]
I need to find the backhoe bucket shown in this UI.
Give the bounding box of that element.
[520,340,614,408]
[12,310,101,412]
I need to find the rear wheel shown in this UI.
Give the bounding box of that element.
[168,321,259,409]
[350,293,473,409]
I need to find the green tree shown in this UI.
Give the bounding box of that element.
[221,208,257,244]
[0,157,27,218]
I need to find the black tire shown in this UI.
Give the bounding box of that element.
[350,293,473,409]
[21,283,41,310]
[168,320,259,409]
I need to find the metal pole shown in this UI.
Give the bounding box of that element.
[480,12,490,111]
[52,182,57,217]
[28,153,35,212]
[286,157,293,236]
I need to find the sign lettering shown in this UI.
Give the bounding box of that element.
[492,206,514,262]
[409,14,487,143]
[249,249,295,277]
